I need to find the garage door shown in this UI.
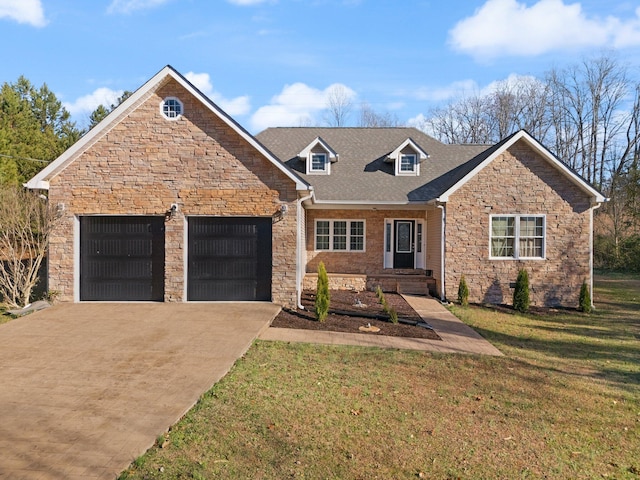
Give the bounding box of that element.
[188,217,272,301]
[80,216,165,301]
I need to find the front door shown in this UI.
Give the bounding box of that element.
[393,220,415,269]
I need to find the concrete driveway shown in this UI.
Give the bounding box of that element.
[0,302,279,480]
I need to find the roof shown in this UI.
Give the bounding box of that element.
[26,65,309,192]
[255,127,606,205]
[255,127,489,204]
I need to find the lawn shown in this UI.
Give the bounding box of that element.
[119,274,640,479]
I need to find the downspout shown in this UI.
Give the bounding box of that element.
[296,188,314,309]
[590,201,602,309]
[437,202,446,303]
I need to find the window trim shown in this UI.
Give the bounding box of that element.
[398,153,417,174]
[160,97,183,120]
[309,152,328,173]
[489,214,546,260]
[315,219,366,252]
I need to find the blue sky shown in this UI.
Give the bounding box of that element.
[2,0,640,133]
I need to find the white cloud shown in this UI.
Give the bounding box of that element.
[448,0,640,61]
[250,82,356,132]
[411,79,480,102]
[0,0,46,27]
[184,71,251,116]
[63,87,124,117]
[107,0,171,14]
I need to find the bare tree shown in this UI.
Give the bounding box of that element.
[358,102,401,127]
[547,54,630,186]
[324,84,354,127]
[0,186,61,308]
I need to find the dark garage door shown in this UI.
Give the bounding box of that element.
[188,217,272,301]
[80,216,165,301]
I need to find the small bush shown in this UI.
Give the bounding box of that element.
[387,307,398,324]
[457,275,469,307]
[513,269,530,313]
[579,280,592,313]
[315,262,330,322]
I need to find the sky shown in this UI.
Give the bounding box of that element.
[1,0,640,134]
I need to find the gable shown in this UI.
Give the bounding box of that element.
[437,131,605,204]
[26,66,308,192]
[449,142,593,213]
[49,79,300,205]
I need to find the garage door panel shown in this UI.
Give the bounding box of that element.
[80,216,165,301]
[188,217,271,301]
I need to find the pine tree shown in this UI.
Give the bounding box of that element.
[579,280,592,313]
[315,262,330,322]
[458,275,469,307]
[513,269,530,313]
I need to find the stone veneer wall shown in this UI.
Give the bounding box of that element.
[47,78,299,306]
[444,142,593,307]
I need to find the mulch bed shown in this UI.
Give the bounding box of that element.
[271,289,441,340]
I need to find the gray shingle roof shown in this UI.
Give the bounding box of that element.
[255,127,491,203]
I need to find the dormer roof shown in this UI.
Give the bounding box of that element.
[298,136,338,162]
[385,138,429,163]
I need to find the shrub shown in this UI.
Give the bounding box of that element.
[387,307,398,324]
[457,275,469,307]
[315,262,330,322]
[513,269,530,313]
[579,280,592,313]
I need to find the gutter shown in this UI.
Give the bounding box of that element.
[296,188,315,309]
[436,201,446,302]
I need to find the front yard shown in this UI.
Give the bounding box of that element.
[120,274,640,479]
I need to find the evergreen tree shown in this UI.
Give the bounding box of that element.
[458,275,470,307]
[579,280,592,313]
[315,262,330,322]
[513,269,530,313]
[0,76,82,183]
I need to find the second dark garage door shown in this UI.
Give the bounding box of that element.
[188,217,272,301]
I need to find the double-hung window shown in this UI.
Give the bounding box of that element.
[315,220,365,251]
[399,154,416,173]
[490,215,545,259]
[310,153,327,173]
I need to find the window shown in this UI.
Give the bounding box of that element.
[161,97,183,120]
[490,215,545,259]
[399,154,416,173]
[310,153,327,172]
[315,220,365,251]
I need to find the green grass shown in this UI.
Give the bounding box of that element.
[119,274,640,479]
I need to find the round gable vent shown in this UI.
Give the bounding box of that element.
[161,97,183,120]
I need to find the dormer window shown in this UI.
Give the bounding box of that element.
[299,136,338,175]
[399,154,416,173]
[385,138,428,176]
[311,153,327,172]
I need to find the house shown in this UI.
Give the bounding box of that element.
[26,66,606,309]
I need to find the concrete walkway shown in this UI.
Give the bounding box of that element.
[260,295,503,356]
[0,302,279,480]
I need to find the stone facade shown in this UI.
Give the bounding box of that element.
[444,143,593,307]
[47,78,299,306]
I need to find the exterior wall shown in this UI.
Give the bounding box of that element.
[47,79,299,306]
[444,142,593,307]
[305,209,428,275]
